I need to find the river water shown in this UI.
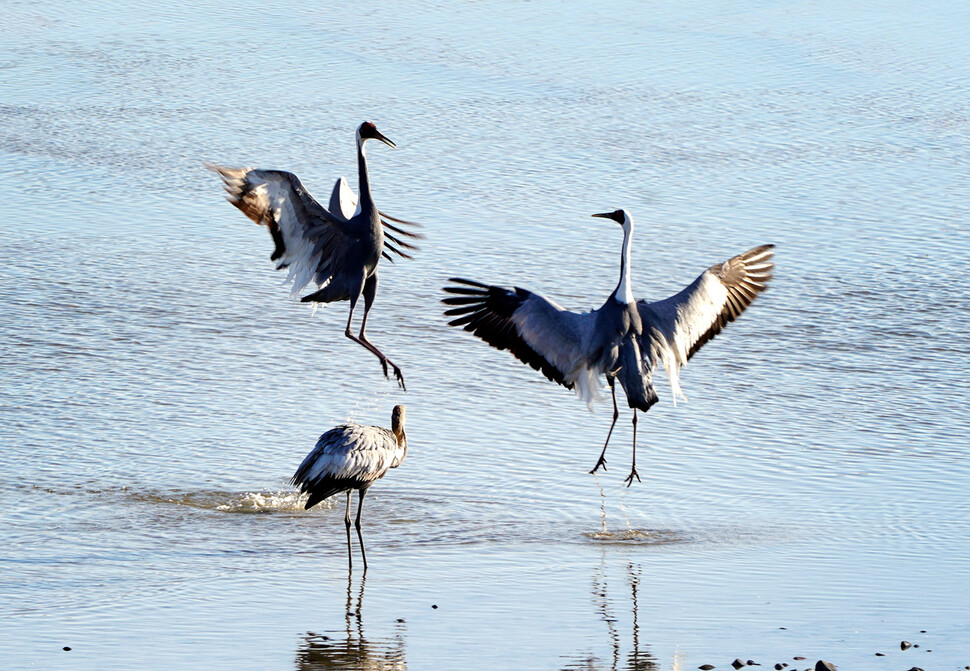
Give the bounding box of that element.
[2,1,970,669]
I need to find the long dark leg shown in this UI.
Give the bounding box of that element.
[357,273,406,391]
[355,488,368,572]
[344,490,353,572]
[624,410,642,487]
[340,276,403,390]
[590,378,620,474]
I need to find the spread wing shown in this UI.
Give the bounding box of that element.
[637,244,774,401]
[443,278,597,390]
[206,164,354,295]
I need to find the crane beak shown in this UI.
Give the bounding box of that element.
[591,212,620,225]
[375,130,396,149]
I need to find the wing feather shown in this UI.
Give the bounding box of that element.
[206,164,353,295]
[637,244,775,402]
[443,278,597,390]
[379,211,424,260]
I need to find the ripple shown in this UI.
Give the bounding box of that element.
[584,528,693,545]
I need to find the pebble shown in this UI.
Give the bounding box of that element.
[396,618,405,623]
[905,667,924,671]
[814,662,837,671]
[62,647,71,652]
[774,664,785,670]
[431,604,438,609]
[914,644,920,648]
[875,652,884,656]
[901,641,912,650]
[793,658,806,661]
[699,666,715,670]
[732,659,746,669]
[747,661,758,666]
[920,630,926,633]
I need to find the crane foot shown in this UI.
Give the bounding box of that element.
[391,364,406,392]
[589,456,607,474]
[623,465,641,487]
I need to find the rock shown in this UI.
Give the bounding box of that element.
[875,652,884,656]
[62,647,71,652]
[732,660,746,669]
[699,666,715,670]
[396,618,405,623]
[920,630,926,633]
[793,658,805,662]
[914,644,920,648]
[814,662,836,671]
[905,667,924,671]
[774,664,785,670]
[901,641,912,650]
[431,604,438,609]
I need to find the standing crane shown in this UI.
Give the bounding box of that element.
[207,122,422,390]
[291,405,408,572]
[443,209,774,485]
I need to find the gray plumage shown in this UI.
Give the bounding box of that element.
[207,121,422,390]
[292,405,408,571]
[443,209,774,485]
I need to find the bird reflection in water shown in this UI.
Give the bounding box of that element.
[294,573,407,671]
[563,561,658,671]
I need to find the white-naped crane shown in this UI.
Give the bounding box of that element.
[443,209,774,485]
[292,405,408,572]
[207,122,423,390]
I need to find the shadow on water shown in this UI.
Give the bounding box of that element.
[562,560,658,671]
[294,573,407,671]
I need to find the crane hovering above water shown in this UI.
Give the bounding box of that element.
[443,209,774,486]
[291,405,408,572]
[207,122,423,390]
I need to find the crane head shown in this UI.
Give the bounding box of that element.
[358,121,396,149]
[591,209,628,225]
[391,404,406,436]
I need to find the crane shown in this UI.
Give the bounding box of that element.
[207,122,422,390]
[291,405,408,572]
[443,209,774,485]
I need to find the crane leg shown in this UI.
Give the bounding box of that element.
[345,490,354,572]
[624,410,642,487]
[342,275,406,391]
[358,273,406,391]
[356,489,368,572]
[590,378,620,474]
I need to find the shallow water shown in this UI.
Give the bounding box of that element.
[3,1,970,669]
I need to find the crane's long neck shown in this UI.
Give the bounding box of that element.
[355,136,376,216]
[614,218,635,305]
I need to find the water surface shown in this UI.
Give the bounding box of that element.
[2,1,970,669]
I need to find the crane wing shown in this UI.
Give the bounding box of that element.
[443,278,596,390]
[206,164,354,295]
[328,176,358,220]
[291,425,399,510]
[636,244,774,401]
